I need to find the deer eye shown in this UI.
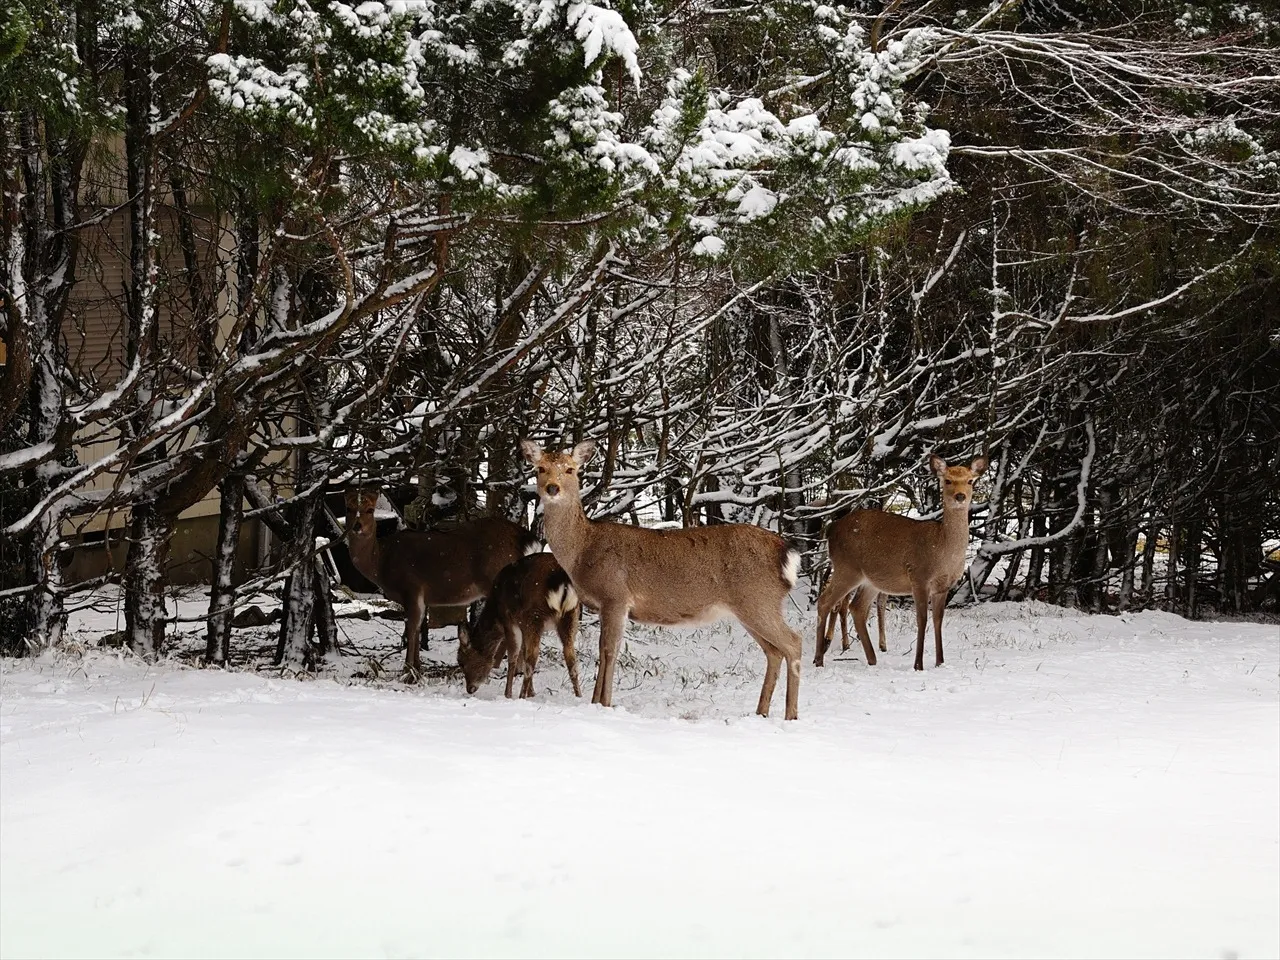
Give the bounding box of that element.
[566,468,576,475]
[537,467,546,474]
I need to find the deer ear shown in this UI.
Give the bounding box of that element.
[519,440,542,466]
[928,454,947,477]
[457,624,470,649]
[572,440,598,465]
[970,456,989,477]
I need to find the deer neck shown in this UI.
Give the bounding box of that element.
[541,494,590,574]
[939,504,972,558]
[348,530,384,587]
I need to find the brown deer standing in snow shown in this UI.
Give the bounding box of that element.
[521,440,804,720]
[343,487,538,680]
[457,552,582,698]
[815,454,988,671]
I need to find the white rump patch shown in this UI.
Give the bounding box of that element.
[782,549,800,588]
[523,540,544,556]
[547,583,579,615]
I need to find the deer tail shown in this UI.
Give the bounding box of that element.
[781,545,801,589]
[546,571,579,616]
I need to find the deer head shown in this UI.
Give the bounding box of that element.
[520,439,597,504]
[456,616,499,695]
[927,454,989,510]
[343,485,381,539]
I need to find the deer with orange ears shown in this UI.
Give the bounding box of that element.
[815,454,988,671]
[522,440,804,720]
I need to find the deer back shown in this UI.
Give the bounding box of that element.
[568,520,794,623]
[828,508,964,593]
[377,517,533,607]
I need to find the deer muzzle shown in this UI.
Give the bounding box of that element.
[545,483,560,497]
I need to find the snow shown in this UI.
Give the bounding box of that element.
[448,144,492,182]
[691,235,726,258]
[566,3,640,84]
[2,594,1277,959]
[731,183,780,222]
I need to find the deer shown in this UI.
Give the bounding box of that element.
[814,454,988,671]
[343,486,539,680]
[823,581,885,660]
[521,439,804,720]
[456,552,582,699]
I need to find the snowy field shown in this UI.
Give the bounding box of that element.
[2,589,1277,959]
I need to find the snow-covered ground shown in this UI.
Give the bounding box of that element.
[2,590,1277,959]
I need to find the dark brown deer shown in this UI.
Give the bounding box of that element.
[344,487,538,679]
[815,454,988,671]
[457,552,582,698]
[521,440,804,720]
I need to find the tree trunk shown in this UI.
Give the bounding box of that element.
[125,500,172,659]
[1117,515,1139,612]
[1164,521,1180,609]
[206,470,244,665]
[275,558,318,668]
[1026,511,1048,597]
[312,560,337,659]
[27,504,66,651]
[1139,519,1159,604]
[1183,521,1202,619]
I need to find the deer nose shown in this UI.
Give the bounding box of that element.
[955,493,967,503]
[545,483,560,496]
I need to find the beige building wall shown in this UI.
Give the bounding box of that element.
[58,139,272,585]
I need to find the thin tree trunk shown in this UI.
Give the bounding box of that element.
[27,504,66,651]
[125,500,172,658]
[120,35,168,660]
[1140,519,1159,603]
[312,560,337,659]
[206,470,245,664]
[1183,521,1201,619]
[19,109,74,651]
[1165,521,1180,609]
[1026,511,1048,598]
[1118,513,1139,612]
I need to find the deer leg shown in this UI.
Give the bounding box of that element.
[876,592,887,653]
[744,628,782,717]
[403,593,426,682]
[912,584,929,671]
[813,607,831,668]
[558,605,582,697]
[778,624,803,721]
[503,622,520,699]
[931,591,947,667]
[815,572,855,667]
[851,586,877,666]
[838,597,850,652]
[743,612,802,721]
[520,620,541,699]
[594,604,628,708]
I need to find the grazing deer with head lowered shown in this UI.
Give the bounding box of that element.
[344,487,539,680]
[815,454,988,671]
[457,552,582,698]
[521,439,804,720]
